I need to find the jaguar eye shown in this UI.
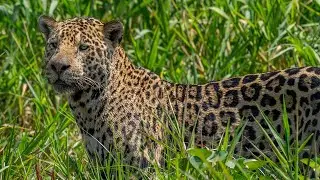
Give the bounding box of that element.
[49,42,57,49]
[79,44,89,51]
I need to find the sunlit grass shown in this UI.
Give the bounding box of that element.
[0,0,319,179]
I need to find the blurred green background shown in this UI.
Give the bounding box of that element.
[0,0,319,179]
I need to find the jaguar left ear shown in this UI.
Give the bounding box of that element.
[39,15,57,40]
[103,20,123,47]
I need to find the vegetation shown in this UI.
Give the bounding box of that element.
[0,0,319,179]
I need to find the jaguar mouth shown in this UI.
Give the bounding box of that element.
[53,79,68,86]
[52,79,76,93]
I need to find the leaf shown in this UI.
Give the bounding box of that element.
[147,27,161,69]
[207,150,228,164]
[259,176,274,180]
[221,119,230,151]
[226,120,248,160]
[281,96,290,157]
[49,0,58,16]
[134,29,152,39]
[0,166,9,173]
[23,0,31,10]
[41,0,47,12]
[187,148,225,180]
[225,160,236,169]
[300,158,320,172]
[297,133,314,153]
[209,7,230,20]
[256,110,288,168]
[270,47,294,61]
[178,158,190,171]
[189,156,203,169]
[187,148,213,162]
[188,156,209,179]
[243,159,267,170]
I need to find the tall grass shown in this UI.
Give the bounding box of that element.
[0,0,319,179]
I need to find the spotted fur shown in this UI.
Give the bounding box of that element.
[39,16,320,167]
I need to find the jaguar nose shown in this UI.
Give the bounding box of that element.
[50,60,71,74]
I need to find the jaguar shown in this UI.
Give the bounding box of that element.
[38,16,320,168]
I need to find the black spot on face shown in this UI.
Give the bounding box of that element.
[102,134,106,142]
[150,75,158,80]
[70,105,76,110]
[97,104,105,117]
[79,102,85,107]
[106,127,113,137]
[88,128,94,136]
[153,82,159,89]
[91,89,101,99]
[72,90,83,101]
[222,77,241,88]
[96,48,102,57]
[145,91,150,99]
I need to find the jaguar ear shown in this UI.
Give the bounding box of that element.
[39,15,57,40]
[103,20,123,47]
